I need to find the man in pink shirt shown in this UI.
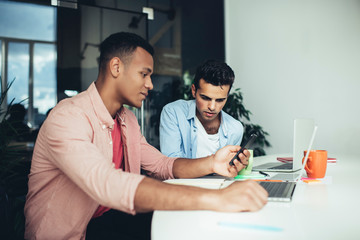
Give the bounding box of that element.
[24,32,267,240]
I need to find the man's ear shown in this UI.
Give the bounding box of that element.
[191,84,196,98]
[109,57,123,77]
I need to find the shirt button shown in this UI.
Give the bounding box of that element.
[109,141,113,145]
[102,125,106,129]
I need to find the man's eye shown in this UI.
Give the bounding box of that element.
[201,96,210,100]
[216,99,225,102]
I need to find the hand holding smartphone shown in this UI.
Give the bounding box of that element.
[229,134,258,166]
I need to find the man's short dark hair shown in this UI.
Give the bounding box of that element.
[193,60,235,93]
[99,32,154,71]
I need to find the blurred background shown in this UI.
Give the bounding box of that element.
[0,1,226,238]
[0,0,227,151]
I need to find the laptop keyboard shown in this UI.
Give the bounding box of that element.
[259,181,296,200]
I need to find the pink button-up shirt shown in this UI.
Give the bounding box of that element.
[24,83,176,239]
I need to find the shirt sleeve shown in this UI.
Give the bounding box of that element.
[232,119,244,146]
[43,105,144,214]
[139,135,177,180]
[159,104,187,158]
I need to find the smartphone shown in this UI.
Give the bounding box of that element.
[229,133,258,166]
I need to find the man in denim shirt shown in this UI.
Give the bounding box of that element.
[160,60,243,158]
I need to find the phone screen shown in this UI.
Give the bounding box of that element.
[229,134,257,166]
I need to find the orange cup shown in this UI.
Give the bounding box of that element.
[302,150,328,178]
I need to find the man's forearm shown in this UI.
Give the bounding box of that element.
[171,145,249,179]
[134,177,218,212]
[172,155,214,179]
[133,176,268,213]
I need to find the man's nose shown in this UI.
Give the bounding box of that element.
[145,76,153,90]
[208,100,216,111]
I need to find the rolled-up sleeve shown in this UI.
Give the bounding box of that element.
[140,135,177,180]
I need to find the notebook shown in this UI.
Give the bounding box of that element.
[257,125,317,202]
[253,119,315,172]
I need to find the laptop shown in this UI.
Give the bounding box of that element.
[253,118,315,172]
[258,181,296,202]
[257,125,318,202]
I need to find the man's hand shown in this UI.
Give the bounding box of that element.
[212,145,250,178]
[214,180,268,212]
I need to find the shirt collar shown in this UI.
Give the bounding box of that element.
[220,112,228,137]
[186,99,197,120]
[117,107,126,124]
[87,82,117,129]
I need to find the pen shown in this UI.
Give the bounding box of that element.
[218,221,283,232]
[259,171,270,177]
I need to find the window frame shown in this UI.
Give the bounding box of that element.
[0,36,57,128]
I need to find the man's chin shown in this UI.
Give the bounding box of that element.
[134,103,142,108]
[202,114,218,121]
[125,101,142,109]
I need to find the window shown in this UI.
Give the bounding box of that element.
[7,42,30,106]
[0,1,56,42]
[0,1,57,128]
[33,43,57,125]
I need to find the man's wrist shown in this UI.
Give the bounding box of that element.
[199,188,221,211]
[207,154,216,174]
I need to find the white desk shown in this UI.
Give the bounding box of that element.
[152,154,360,240]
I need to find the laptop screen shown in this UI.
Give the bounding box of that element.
[292,119,315,171]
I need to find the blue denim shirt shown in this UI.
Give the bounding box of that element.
[159,99,243,158]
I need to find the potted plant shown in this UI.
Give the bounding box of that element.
[223,88,271,156]
[0,78,29,240]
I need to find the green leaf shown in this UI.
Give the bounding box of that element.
[224,88,271,156]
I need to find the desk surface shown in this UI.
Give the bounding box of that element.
[152,154,360,240]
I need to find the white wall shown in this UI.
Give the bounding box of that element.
[225,0,360,156]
